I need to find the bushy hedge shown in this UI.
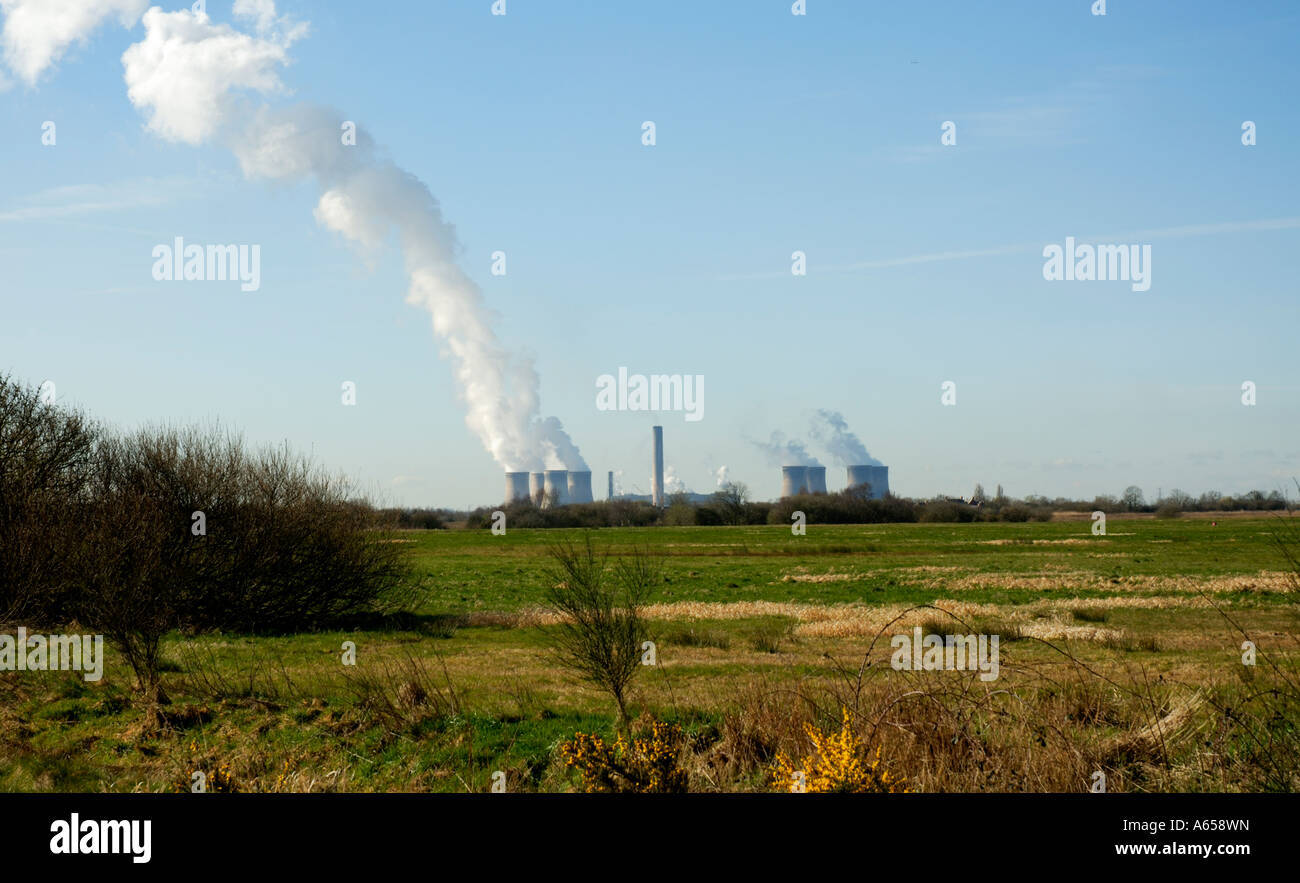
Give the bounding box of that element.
[0,374,407,640]
[767,490,919,525]
[80,426,407,634]
[464,490,1063,529]
[0,376,98,623]
[466,499,664,529]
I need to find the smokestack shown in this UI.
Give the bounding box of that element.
[846,465,873,495]
[651,425,665,507]
[567,470,594,504]
[505,471,530,503]
[543,470,569,507]
[870,465,890,499]
[806,465,827,494]
[608,470,614,500]
[781,465,809,498]
[529,472,546,505]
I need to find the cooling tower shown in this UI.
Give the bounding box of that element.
[543,470,569,507]
[781,465,809,498]
[870,465,890,499]
[651,425,665,507]
[806,465,827,494]
[529,472,546,505]
[505,471,530,503]
[567,470,594,504]
[846,465,874,495]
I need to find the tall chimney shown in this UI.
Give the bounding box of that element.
[505,471,530,504]
[781,465,809,498]
[806,465,827,494]
[529,472,546,505]
[567,470,594,504]
[608,470,615,500]
[543,470,569,507]
[651,425,664,507]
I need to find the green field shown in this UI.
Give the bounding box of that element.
[3,516,1297,793]
[409,517,1293,610]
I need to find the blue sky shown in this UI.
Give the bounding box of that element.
[1,1,1297,508]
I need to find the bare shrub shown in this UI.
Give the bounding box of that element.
[79,424,409,636]
[58,421,409,703]
[0,374,98,625]
[542,534,660,726]
[74,436,187,703]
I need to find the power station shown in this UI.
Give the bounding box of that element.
[543,470,569,507]
[505,471,529,503]
[780,464,889,499]
[504,425,890,505]
[567,470,594,504]
[844,464,889,499]
[806,465,827,494]
[780,465,809,497]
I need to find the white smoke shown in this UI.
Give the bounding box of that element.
[663,465,686,495]
[103,3,585,472]
[0,0,145,85]
[714,465,730,487]
[751,431,820,467]
[533,416,587,470]
[809,409,880,466]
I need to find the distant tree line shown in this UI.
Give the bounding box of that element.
[454,479,1293,530]
[375,507,448,529]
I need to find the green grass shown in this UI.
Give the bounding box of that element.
[2,516,1296,792]
[403,518,1294,612]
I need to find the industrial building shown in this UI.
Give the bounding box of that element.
[845,464,889,499]
[506,424,889,506]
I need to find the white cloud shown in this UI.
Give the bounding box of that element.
[233,0,277,33]
[0,0,145,85]
[121,6,300,145]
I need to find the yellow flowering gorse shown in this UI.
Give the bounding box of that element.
[770,707,909,793]
[170,740,242,793]
[559,720,689,793]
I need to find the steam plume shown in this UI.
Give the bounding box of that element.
[751,431,820,467]
[809,409,880,466]
[106,4,585,471]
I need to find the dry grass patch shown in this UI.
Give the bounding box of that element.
[779,570,859,584]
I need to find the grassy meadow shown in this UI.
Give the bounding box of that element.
[3,515,1298,793]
